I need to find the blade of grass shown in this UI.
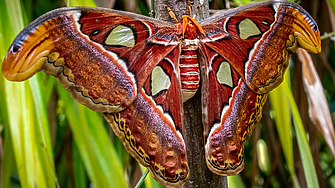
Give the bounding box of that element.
[0,0,10,125]
[56,153,69,188]
[68,0,96,6]
[5,80,35,188]
[0,77,15,188]
[227,175,246,188]
[29,77,57,188]
[3,0,35,187]
[282,76,320,188]
[137,167,150,188]
[0,112,14,188]
[269,73,300,188]
[57,85,127,188]
[139,164,165,188]
[73,141,87,188]
[2,0,57,187]
[0,0,16,187]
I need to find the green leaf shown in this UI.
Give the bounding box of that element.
[73,141,87,188]
[269,73,300,188]
[282,76,320,188]
[29,77,56,188]
[0,0,15,188]
[228,175,246,188]
[57,85,127,188]
[68,0,96,6]
[5,81,34,188]
[2,0,57,187]
[138,166,150,188]
[2,0,35,188]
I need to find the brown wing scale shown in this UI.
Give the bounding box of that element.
[200,45,267,175]
[104,46,189,187]
[199,1,321,175]
[2,7,179,113]
[199,1,321,94]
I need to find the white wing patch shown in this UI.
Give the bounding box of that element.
[238,18,261,40]
[216,61,233,87]
[151,66,171,96]
[105,25,135,47]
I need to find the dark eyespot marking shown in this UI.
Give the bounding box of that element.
[12,44,20,53]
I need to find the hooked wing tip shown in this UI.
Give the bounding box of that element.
[283,1,322,54]
[293,14,321,54]
[2,43,48,81]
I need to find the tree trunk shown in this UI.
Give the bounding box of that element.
[154,1,227,187]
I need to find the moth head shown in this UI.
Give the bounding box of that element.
[179,15,205,39]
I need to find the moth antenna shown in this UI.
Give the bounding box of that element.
[165,5,179,23]
[187,0,192,15]
[192,6,200,19]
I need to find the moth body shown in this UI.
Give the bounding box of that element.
[178,16,204,101]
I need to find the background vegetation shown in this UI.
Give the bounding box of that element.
[0,0,334,187]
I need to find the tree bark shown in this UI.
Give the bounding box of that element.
[154,0,227,187]
[183,91,228,188]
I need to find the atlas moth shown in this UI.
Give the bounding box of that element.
[2,0,321,187]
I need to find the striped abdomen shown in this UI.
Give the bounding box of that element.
[180,48,200,102]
